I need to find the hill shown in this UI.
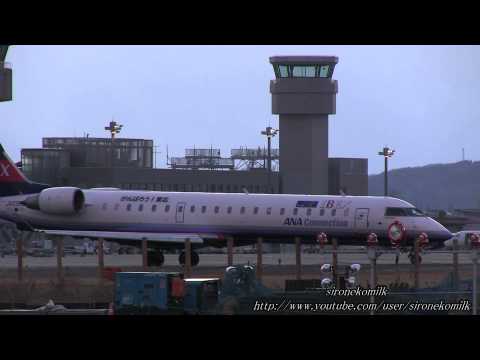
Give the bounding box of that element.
[368,161,480,210]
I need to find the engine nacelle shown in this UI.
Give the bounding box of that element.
[23,187,85,215]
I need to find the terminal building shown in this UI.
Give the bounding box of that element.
[19,55,368,196]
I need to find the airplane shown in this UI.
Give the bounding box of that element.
[0,144,452,266]
[444,230,480,250]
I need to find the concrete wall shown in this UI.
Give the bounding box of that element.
[0,68,12,102]
[279,114,329,195]
[55,167,281,194]
[328,158,368,196]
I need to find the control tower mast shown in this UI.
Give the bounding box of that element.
[0,45,12,102]
[270,56,338,194]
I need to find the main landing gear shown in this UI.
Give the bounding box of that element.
[178,251,200,267]
[147,250,165,267]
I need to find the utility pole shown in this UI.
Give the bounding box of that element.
[261,126,278,193]
[378,146,395,197]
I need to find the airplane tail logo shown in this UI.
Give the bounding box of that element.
[0,144,50,197]
[0,145,27,183]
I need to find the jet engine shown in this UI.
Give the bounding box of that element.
[22,187,85,215]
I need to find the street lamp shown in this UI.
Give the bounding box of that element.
[378,146,395,197]
[105,120,123,139]
[105,120,123,168]
[261,126,279,194]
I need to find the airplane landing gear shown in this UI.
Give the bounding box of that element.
[408,251,422,264]
[147,251,165,267]
[179,251,200,267]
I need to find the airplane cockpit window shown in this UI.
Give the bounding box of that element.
[385,207,426,217]
[405,208,425,216]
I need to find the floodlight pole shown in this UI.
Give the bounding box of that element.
[378,147,395,197]
[261,126,278,194]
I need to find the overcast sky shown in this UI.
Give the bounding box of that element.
[1,45,479,174]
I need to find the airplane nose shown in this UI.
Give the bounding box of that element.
[428,219,452,242]
[437,225,453,241]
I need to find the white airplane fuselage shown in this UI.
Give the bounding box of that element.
[0,189,452,248]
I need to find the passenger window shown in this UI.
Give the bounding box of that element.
[254,207,259,215]
[190,205,195,213]
[227,206,232,214]
[266,207,272,215]
[102,203,107,211]
[344,208,349,217]
[306,208,312,216]
[214,206,220,214]
[240,206,245,214]
[178,206,184,213]
[331,209,336,216]
[114,203,120,211]
[202,206,207,214]
[152,204,157,212]
[293,208,298,216]
[165,205,170,212]
[280,208,285,215]
[126,204,132,211]
[138,204,143,212]
[320,209,325,216]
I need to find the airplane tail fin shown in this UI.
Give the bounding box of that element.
[0,144,49,196]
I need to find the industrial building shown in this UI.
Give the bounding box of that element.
[18,55,367,195]
[21,136,367,195]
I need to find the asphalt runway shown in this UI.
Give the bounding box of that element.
[0,250,475,268]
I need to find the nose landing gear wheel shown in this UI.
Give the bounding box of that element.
[179,251,200,266]
[147,251,165,267]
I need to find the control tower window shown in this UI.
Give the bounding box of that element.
[279,65,289,78]
[292,65,316,77]
[318,65,330,77]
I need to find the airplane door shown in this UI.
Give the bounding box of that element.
[175,202,186,223]
[354,208,369,229]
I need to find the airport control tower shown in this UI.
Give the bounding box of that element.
[270,56,338,195]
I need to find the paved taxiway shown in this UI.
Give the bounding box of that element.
[0,250,475,268]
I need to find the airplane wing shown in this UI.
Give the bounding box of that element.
[37,229,222,245]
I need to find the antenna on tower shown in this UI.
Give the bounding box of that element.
[462,148,465,161]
